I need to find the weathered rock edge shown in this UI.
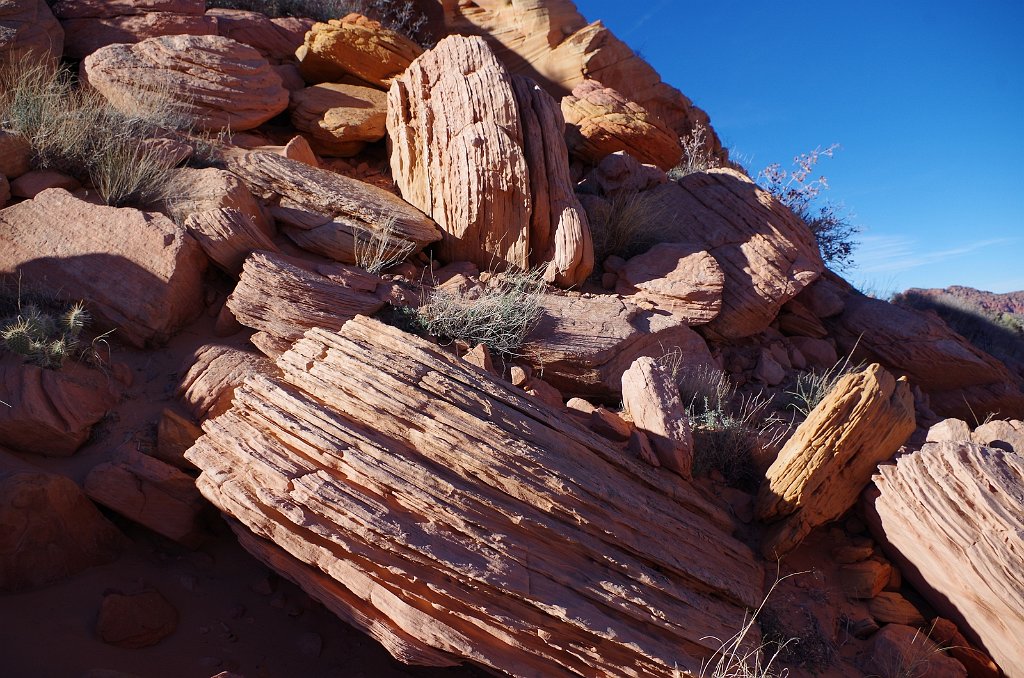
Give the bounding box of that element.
[187,315,764,676]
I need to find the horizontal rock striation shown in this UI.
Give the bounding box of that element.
[187,315,764,675]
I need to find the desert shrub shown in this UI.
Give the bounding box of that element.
[1,301,90,369]
[590,190,672,267]
[893,290,1024,369]
[668,121,720,179]
[0,59,187,206]
[205,0,433,45]
[661,355,790,490]
[786,352,864,417]
[407,268,546,357]
[758,145,859,271]
[352,216,417,275]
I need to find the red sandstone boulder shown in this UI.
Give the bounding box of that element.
[96,589,179,648]
[207,7,312,62]
[621,356,693,478]
[296,14,422,87]
[53,0,216,59]
[0,0,63,65]
[290,83,388,156]
[0,189,207,346]
[615,243,724,324]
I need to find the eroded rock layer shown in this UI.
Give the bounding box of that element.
[187,315,764,676]
[869,441,1024,677]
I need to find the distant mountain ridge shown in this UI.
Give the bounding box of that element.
[902,285,1024,317]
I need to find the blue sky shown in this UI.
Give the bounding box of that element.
[575,1,1024,294]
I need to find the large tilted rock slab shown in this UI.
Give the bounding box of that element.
[187,316,764,675]
[826,289,1024,419]
[53,0,217,59]
[757,363,916,557]
[638,168,823,339]
[561,80,683,170]
[296,14,423,87]
[183,208,278,277]
[0,0,63,65]
[387,35,592,285]
[426,0,723,155]
[0,356,118,457]
[868,441,1024,677]
[0,189,206,346]
[0,451,125,591]
[83,34,288,132]
[522,293,714,398]
[226,152,440,263]
[226,251,385,354]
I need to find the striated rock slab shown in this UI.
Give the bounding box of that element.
[0,356,118,457]
[521,292,714,399]
[290,83,387,157]
[296,14,423,87]
[207,8,312,62]
[227,151,440,263]
[0,189,206,346]
[757,364,916,557]
[621,356,692,478]
[84,450,205,547]
[177,342,276,421]
[869,440,1024,676]
[0,0,63,65]
[54,0,217,59]
[225,251,385,352]
[187,315,764,675]
[165,166,270,234]
[430,0,723,154]
[561,80,682,170]
[512,76,594,285]
[388,35,531,273]
[826,289,1024,419]
[83,34,288,132]
[183,208,279,277]
[615,243,724,325]
[640,168,823,339]
[388,35,592,285]
[0,450,125,591]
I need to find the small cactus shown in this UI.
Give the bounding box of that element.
[1,299,91,369]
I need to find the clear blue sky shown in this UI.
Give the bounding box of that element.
[575,1,1024,294]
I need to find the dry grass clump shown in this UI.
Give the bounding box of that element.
[668,121,720,179]
[205,0,433,45]
[352,216,417,275]
[408,268,546,357]
[786,350,864,417]
[0,59,189,206]
[590,190,672,267]
[661,354,790,490]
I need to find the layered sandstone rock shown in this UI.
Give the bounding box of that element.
[289,83,388,156]
[826,289,1024,419]
[225,251,385,354]
[165,167,270,234]
[0,452,125,591]
[83,34,288,131]
[207,8,312,62]
[296,14,423,87]
[521,293,714,398]
[621,356,692,478]
[0,0,63,65]
[226,152,440,263]
[757,364,916,557]
[561,80,682,170]
[388,35,592,285]
[183,208,279,277]
[0,189,206,346]
[0,356,118,457]
[187,315,764,675]
[636,168,824,339]
[869,440,1024,676]
[615,244,724,324]
[53,0,216,59]
[177,342,276,421]
[426,0,723,154]
[972,418,1024,452]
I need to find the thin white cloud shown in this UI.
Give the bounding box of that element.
[623,0,673,38]
[854,235,1017,274]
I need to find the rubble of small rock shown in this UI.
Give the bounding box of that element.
[0,0,1021,676]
